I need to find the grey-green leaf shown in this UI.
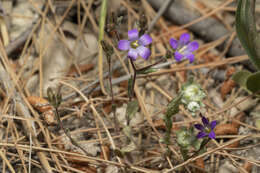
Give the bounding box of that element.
[236,0,260,70]
[165,93,182,118]
[232,70,252,90]
[246,71,260,93]
[120,142,136,153]
[126,100,139,120]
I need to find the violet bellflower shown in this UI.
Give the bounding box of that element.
[169,33,199,63]
[194,116,217,139]
[118,29,152,60]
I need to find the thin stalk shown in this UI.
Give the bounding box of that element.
[126,59,138,126]
[137,58,166,72]
[107,54,119,132]
[98,0,108,95]
[129,59,137,101]
[188,138,211,160]
[54,107,89,156]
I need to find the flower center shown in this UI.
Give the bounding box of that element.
[131,40,139,49]
[179,45,188,53]
[205,127,211,134]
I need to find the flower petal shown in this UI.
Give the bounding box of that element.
[210,120,217,129]
[118,40,130,50]
[194,124,204,131]
[137,46,151,60]
[208,131,216,139]
[185,53,195,63]
[174,51,183,61]
[197,131,207,139]
[179,33,190,45]
[169,38,178,49]
[202,116,209,126]
[128,29,139,41]
[139,34,152,46]
[128,48,138,60]
[187,41,199,52]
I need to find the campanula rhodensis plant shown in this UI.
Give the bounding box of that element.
[117,28,217,160]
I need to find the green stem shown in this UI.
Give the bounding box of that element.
[163,93,183,145]
[54,107,89,156]
[188,138,210,160]
[99,0,107,41]
[98,0,108,94]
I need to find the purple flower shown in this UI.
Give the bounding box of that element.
[118,29,152,60]
[194,116,217,139]
[169,33,199,63]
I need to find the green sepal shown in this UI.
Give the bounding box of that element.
[165,93,183,118]
[136,68,157,74]
[126,100,139,120]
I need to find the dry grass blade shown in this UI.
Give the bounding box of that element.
[0,149,15,173]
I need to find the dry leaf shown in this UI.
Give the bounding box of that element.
[27,96,56,125]
[242,161,253,173]
[225,67,236,78]
[103,103,112,115]
[27,96,52,113]
[231,112,245,129]
[153,119,179,131]
[42,110,56,125]
[221,67,236,99]
[216,112,245,148]
[119,80,128,90]
[226,141,239,149]
[215,123,238,135]
[194,157,205,171]
[220,79,236,99]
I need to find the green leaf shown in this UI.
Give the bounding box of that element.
[165,93,182,118]
[120,142,136,153]
[136,68,157,74]
[232,70,252,90]
[128,76,134,98]
[176,127,196,149]
[236,0,260,70]
[126,100,139,120]
[255,119,260,129]
[123,126,132,139]
[246,71,260,93]
[232,70,260,94]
